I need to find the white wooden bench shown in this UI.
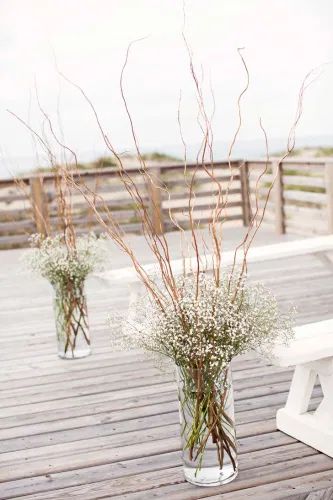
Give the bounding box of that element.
[273,318,333,457]
[97,235,333,284]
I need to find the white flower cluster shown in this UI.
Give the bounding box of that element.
[24,232,107,290]
[116,273,294,372]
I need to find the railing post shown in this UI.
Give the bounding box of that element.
[30,176,50,235]
[146,167,164,235]
[325,162,333,233]
[239,161,251,226]
[272,161,285,234]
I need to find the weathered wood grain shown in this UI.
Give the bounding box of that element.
[0,442,317,499]
[1,236,333,498]
[9,455,333,499]
[1,375,307,442]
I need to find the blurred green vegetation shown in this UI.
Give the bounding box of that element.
[315,147,333,157]
[273,146,333,158]
[140,151,181,162]
[27,151,180,175]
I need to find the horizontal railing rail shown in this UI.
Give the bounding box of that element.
[0,158,332,249]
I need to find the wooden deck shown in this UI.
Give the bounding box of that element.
[1,229,333,499]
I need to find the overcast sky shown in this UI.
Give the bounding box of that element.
[1,0,333,174]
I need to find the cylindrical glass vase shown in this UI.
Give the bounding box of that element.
[53,283,91,359]
[177,365,238,487]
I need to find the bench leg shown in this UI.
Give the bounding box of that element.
[277,358,333,457]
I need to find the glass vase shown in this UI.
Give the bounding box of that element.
[53,283,91,359]
[177,365,238,487]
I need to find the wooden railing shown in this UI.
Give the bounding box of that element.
[0,159,332,249]
[247,159,332,236]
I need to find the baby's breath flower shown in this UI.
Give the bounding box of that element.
[23,232,107,290]
[112,273,295,373]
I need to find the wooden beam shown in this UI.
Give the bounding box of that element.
[272,161,285,235]
[239,161,251,226]
[325,162,333,233]
[146,167,164,235]
[30,176,50,235]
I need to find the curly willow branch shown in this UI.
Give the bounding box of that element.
[7,39,322,321]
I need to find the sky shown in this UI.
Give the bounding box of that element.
[1,0,333,176]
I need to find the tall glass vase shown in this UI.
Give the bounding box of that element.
[53,283,91,359]
[177,364,238,487]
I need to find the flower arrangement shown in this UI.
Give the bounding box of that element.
[26,232,106,290]
[114,272,294,484]
[24,232,107,358]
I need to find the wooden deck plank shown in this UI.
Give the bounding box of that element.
[0,442,317,499]
[0,421,298,468]
[0,365,293,408]
[0,355,263,390]
[3,381,312,436]
[0,429,298,483]
[1,376,309,441]
[3,388,315,455]
[116,470,333,500]
[0,365,295,418]
[0,355,262,387]
[8,455,333,499]
[2,459,327,499]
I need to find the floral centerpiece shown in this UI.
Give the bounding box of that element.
[114,272,294,485]
[24,232,106,359]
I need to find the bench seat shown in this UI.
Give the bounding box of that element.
[273,319,333,458]
[273,318,333,367]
